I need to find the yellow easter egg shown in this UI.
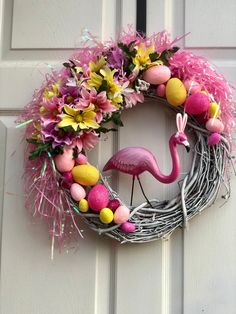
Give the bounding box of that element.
[79,199,89,212]
[209,102,220,118]
[72,164,99,186]
[99,208,114,224]
[166,78,187,106]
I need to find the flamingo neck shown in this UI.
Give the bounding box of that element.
[151,134,180,183]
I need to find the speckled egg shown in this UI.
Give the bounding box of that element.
[75,153,88,165]
[113,205,130,224]
[143,65,171,85]
[206,118,224,133]
[99,208,114,224]
[184,92,210,115]
[209,102,220,118]
[156,84,166,97]
[107,199,120,211]
[207,133,221,146]
[184,80,201,94]
[166,78,187,106]
[55,152,75,173]
[120,222,136,233]
[70,183,86,201]
[72,164,99,186]
[88,184,109,213]
[79,199,89,213]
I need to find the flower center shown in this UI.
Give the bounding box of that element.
[75,114,83,123]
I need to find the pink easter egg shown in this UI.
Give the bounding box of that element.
[88,184,109,213]
[184,80,201,94]
[61,171,74,189]
[143,65,171,85]
[156,84,166,97]
[70,183,86,201]
[113,205,130,224]
[207,133,221,146]
[206,118,224,133]
[75,153,88,165]
[55,152,75,173]
[195,111,209,124]
[184,92,210,115]
[107,199,120,211]
[120,222,136,233]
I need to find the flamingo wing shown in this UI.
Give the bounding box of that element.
[103,147,156,176]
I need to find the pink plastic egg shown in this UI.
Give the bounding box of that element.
[88,184,109,213]
[207,133,221,146]
[143,65,171,85]
[184,92,210,115]
[206,118,224,133]
[184,80,201,94]
[107,199,120,211]
[75,153,88,165]
[120,222,136,233]
[54,152,75,173]
[156,84,166,97]
[70,183,86,201]
[113,205,130,224]
[61,171,74,189]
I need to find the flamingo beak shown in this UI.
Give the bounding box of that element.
[183,140,190,152]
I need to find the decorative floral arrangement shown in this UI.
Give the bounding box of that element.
[17,29,235,249]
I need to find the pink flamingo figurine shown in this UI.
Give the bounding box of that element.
[103,113,190,206]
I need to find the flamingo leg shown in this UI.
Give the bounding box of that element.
[137,176,153,208]
[130,175,135,206]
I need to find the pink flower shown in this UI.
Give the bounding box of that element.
[76,88,116,113]
[81,131,99,150]
[124,91,144,108]
[68,130,99,151]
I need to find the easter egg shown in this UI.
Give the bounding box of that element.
[143,65,171,85]
[120,222,136,233]
[206,118,224,133]
[207,133,221,146]
[75,153,88,165]
[88,184,109,212]
[72,164,99,186]
[79,199,89,212]
[107,199,120,211]
[70,183,86,201]
[156,84,166,97]
[184,92,210,115]
[184,80,201,94]
[166,78,187,106]
[113,205,130,224]
[55,152,75,173]
[99,208,114,224]
[61,171,74,189]
[209,102,220,118]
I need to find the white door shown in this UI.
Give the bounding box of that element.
[1,1,235,313]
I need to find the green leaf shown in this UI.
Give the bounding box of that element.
[63,62,71,68]
[111,112,124,127]
[98,79,108,92]
[149,52,159,62]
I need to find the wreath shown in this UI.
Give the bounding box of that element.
[17,29,235,248]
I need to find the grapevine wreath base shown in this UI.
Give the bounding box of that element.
[18,29,235,247]
[69,100,231,243]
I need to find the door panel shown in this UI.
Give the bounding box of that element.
[0,1,235,313]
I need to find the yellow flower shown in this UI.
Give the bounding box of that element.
[43,81,61,99]
[89,56,106,73]
[88,72,103,90]
[132,43,155,70]
[58,105,99,131]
